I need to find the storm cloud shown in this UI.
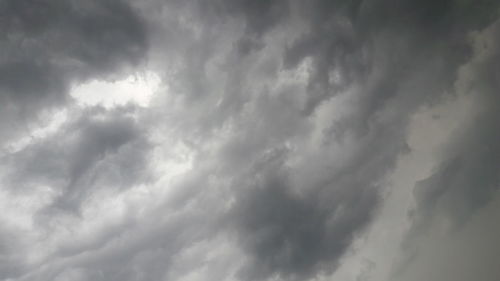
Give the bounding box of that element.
[1,1,499,281]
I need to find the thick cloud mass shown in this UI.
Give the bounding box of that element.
[1,0,499,281]
[0,0,147,145]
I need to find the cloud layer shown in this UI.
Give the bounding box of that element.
[1,1,499,281]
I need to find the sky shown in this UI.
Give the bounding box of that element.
[0,0,499,281]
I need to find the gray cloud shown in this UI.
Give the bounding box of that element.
[0,0,148,146]
[228,149,380,280]
[396,20,500,278]
[1,0,500,281]
[2,105,151,215]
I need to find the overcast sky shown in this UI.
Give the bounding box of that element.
[1,1,499,281]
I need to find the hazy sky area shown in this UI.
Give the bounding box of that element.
[1,1,499,280]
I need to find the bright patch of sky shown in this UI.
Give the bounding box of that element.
[71,71,161,108]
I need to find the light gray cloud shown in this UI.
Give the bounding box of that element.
[395,20,500,279]
[2,106,151,213]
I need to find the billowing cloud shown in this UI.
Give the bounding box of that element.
[0,0,148,146]
[1,1,499,281]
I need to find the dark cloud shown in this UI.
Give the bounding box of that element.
[231,168,379,280]
[221,1,500,279]
[1,0,500,281]
[0,0,148,130]
[0,61,67,110]
[199,0,289,37]
[142,0,500,279]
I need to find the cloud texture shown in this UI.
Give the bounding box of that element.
[1,1,499,281]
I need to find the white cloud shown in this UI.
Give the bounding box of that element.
[70,72,161,109]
